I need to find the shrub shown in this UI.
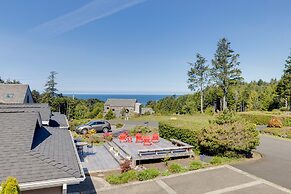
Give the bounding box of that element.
[106,170,137,184]
[137,168,160,181]
[105,109,116,120]
[0,177,20,194]
[189,161,203,170]
[205,106,214,115]
[120,159,132,173]
[159,123,200,150]
[161,170,171,176]
[283,118,291,127]
[238,113,272,125]
[129,126,156,136]
[212,110,238,125]
[198,121,260,156]
[103,132,113,141]
[168,163,185,173]
[268,117,283,128]
[116,123,123,129]
[88,134,101,144]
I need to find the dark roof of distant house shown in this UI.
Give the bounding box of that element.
[0,112,83,185]
[105,99,137,107]
[0,103,51,122]
[0,84,31,104]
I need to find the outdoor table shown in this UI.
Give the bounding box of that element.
[76,142,88,155]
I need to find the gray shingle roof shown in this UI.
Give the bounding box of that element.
[0,103,52,122]
[0,112,83,185]
[0,84,31,104]
[105,98,137,107]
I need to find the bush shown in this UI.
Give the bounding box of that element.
[283,118,291,127]
[137,168,160,181]
[120,160,132,173]
[130,126,153,136]
[88,134,101,144]
[212,111,238,125]
[189,161,203,170]
[159,123,200,150]
[168,163,186,173]
[199,121,260,156]
[106,170,137,184]
[105,109,116,120]
[268,117,283,128]
[205,106,214,115]
[1,177,20,194]
[238,113,271,125]
[116,123,123,129]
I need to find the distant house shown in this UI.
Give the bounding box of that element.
[0,111,85,194]
[141,107,155,115]
[104,99,141,118]
[0,84,34,104]
[0,103,52,125]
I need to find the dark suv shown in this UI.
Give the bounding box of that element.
[75,120,111,134]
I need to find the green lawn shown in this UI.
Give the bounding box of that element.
[131,114,213,130]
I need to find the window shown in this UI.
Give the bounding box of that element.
[97,121,105,125]
[5,93,14,99]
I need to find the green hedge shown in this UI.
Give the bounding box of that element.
[159,123,200,150]
[238,114,272,125]
[199,121,260,155]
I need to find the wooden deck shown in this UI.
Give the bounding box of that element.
[112,137,193,165]
[80,145,119,173]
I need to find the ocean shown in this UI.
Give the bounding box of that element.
[63,94,177,105]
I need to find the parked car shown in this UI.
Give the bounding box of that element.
[75,120,111,134]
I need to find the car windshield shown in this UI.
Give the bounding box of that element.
[87,121,94,125]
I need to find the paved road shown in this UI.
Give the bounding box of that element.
[233,135,291,190]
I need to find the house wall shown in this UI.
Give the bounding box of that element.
[22,186,62,194]
[24,88,34,103]
[104,105,135,118]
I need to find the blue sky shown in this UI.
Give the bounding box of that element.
[1,0,291,94]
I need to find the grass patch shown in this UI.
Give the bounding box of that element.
[106,170,137,184]
[188,160,203,170]
[210,156,241,165]
[168,163,187,173]
[262,127,291,139]
[131,114,213,130]
[137,168,160,181]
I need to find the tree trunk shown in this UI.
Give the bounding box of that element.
[200,91,204,113]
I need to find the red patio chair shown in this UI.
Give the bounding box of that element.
[135,133,143,143]
[151,133,160,143]
[119,133,127,143]
[127,136,132,143]
[143,136,152,146]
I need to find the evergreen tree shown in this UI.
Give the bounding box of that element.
[44,71,58,97]
[187,53,210,113]
[277,52,291,110]
[211,38,243,110]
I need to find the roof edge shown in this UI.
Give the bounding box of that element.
[18,177,84,191]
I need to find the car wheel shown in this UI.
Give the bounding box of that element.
[103,127,109,133]
[82,128,88,135]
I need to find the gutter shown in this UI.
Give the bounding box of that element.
[19,177,84,191]
[69,130,86,180]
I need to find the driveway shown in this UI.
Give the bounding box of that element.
[69,166,291,194]
[233,135,291,190]
[96,166,290,194]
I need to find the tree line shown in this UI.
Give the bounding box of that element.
[147,38,291,114]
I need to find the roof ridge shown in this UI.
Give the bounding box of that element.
[29,150,80,178]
